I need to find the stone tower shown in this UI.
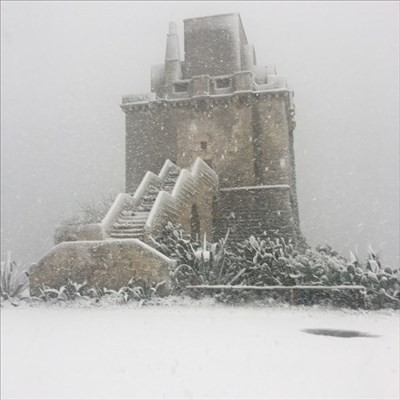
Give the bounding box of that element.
[121,13,302,243]
[30,13,305,295]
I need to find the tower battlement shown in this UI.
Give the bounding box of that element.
[122,13,289,104]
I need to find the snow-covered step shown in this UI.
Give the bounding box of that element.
[120,213,149,220]
[113,223,145,230]
[109,233,144,239]
[141,201,157,206]
[113,227,144,232]
[110,228,144,233]
[143,192,158,198]
[168,171,180,176]
[163,185,175,191]
[142,195,157,201]
[116,217,148,224]
[110,167,181,240]
[118,212,149,220]
[163,179,177,185]
[116,218,147,224]
[121,209,145,217]
[118,214,149,220]
[109,230,144,239]
[110,228,144,234]
[117,219,148,225]
[138,205,154,212]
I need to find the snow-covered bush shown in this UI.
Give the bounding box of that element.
[38,280,90,302]
[0,254,30,302]
[350,250,400,309]
[150,223,236,290]
[232,237,399,308]
[61,192,118,225]
[151,223,400,308]
[231,236,300,286]
[87,278,166,305]
[36,277,166,306]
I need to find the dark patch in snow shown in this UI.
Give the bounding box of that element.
[301,328,380,338]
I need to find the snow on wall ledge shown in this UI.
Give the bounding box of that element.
[29,239,176,296]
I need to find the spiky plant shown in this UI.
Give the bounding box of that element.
[0,253,30,301]
[171,230,237,288]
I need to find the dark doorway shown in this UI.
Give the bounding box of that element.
[211,195,218,241]
[191,204,201,241]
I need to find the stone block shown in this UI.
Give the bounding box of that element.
[189,75,210,97]
[30,239,175,296]
[234,71,254,92]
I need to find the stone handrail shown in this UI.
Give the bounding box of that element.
[101,170,162,236]
[158,159,179,180]
[55,159,179,243]
[144,158,219,240]
[101,193,137,235]
[101,160,179,236]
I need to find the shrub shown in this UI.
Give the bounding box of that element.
[150,223,237,291]
[151,223,400,309]
[61,192,119,225]
[0,253,30,301]
[38,279,90,302]
[37,277,166,306]
[86,278,166,305]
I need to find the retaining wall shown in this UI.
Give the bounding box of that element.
[30,239,175,296]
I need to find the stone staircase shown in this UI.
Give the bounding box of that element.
[109,170,180,240]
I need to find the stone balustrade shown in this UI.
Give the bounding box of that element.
[144,158,219,241]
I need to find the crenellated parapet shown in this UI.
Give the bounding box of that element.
[137,13,291,104]
[122,75,289,108]
[121,89,293,112]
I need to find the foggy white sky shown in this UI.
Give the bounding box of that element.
[1,1,399,266]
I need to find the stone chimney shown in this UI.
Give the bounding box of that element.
[164,22,182,85]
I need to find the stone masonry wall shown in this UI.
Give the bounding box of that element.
[126,108,177,192]
[253,95,292,186]
[30,239,175,296]
[174,98,255,188]
[125,92,294,191]
[213,186,298,244]
[183,14,244,78]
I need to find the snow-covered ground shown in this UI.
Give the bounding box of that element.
[1,301,399,400]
